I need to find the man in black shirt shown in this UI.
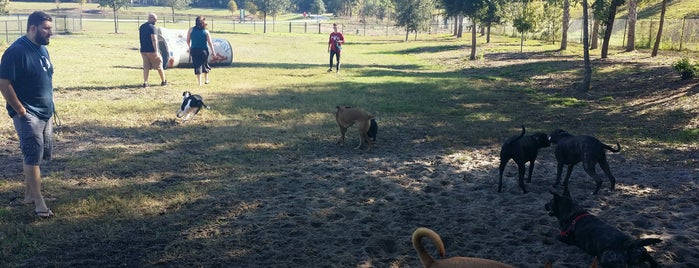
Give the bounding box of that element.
[139,13,167,87]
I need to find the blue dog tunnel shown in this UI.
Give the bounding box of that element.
[158,28,233,69]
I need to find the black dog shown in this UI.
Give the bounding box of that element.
[498,126,551,193]
[549,129,620,194]
[176,91,209,123]
[367,119,378,142]
[545,189,661,268]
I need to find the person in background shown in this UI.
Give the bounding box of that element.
[187,16,215,85]
[0,11,56,218]
[139,12,167,88]
[327,23,345,73]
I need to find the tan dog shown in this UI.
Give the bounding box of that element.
[335,106,374,149]
[412,227,515,268]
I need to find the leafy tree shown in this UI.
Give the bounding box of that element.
[480,0,505,43]
[441,0,487,59]
[191,0,228,8]
[309,0,325,15]
[163,0,192,23]
[394,0,436,41]
[513,1,537,52]
[252,0,291,33]
[228,0,239,21]
[98,0,131,33]
[326,0,360,17]
[0,0,10,15]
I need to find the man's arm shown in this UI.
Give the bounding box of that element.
[0,78,26,116]
[150,33,160,55]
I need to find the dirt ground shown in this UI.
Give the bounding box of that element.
[1,48,698,267]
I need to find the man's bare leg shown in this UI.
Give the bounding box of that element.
[24,164,50,214]
[143,69,150,85]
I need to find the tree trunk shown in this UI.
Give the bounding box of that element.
[486,25,491,43]
[561,0,570,50]
[263,11,267,33]
[581,0,591,92]
[112,8,118,33]
[601,4,620,58]
[591,18,599,50]
[171,6,175,23]
[626,0,637,52]
[453,16,458,36]
[405,28,409,42]
[651,0,667,57]
[470,21,477,60]
[457,13,464,38]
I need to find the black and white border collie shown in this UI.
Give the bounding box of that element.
[177,91,209,123]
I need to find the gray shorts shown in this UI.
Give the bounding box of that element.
[12,113,53,166]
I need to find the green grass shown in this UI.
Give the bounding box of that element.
[0,4,698,267]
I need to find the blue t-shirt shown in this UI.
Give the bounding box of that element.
[0,36,54,120]
[190,28,209,50]
[139,22,157,53]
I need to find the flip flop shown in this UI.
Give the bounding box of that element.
[35,208,54,218]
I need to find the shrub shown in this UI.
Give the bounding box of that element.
[671,57,698,79]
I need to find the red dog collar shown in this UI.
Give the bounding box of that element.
[559,212,590,237]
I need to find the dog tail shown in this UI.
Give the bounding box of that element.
[605,142,621,152]
[505,125,526,145]
[412,227,445,268]
[626,238,662,248]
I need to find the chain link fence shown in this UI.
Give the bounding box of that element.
[1,12,698,52]
[494,18,699,52]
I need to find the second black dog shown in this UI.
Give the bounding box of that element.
[545,189,661,268]
[549,129,621,194]
[498,126,551,193]
[367,119,378,142]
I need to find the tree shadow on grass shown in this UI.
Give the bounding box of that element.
[1,51,697,267]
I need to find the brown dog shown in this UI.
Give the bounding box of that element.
[412,227,515,268]
[335,106,374,149]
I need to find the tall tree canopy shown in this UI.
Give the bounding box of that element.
[0,0,9,15]
[441,0,487,59]
[163,0,192,22]
[394,0,436,41]
[252,0,291,33]
[98,0,131,33]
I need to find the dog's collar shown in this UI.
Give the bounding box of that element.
[559,212,590,237]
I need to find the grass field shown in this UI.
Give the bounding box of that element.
[0,3,698,268]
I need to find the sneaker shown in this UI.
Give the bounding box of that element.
[327,68,332,72]
[161,81,168,86]
[205,80,210,84]
[142,83,148,88]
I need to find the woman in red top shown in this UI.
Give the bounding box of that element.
[327,23,344,73]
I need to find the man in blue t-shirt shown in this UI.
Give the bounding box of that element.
[139,12,167,87]
[0,11,56,218]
